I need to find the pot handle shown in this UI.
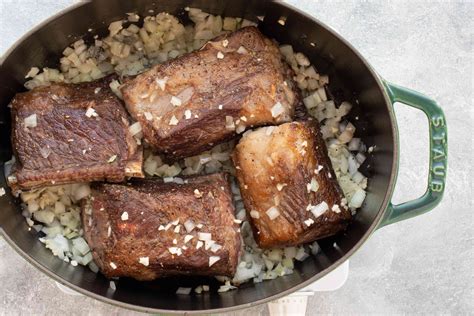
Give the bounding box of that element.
[378,81,447,228]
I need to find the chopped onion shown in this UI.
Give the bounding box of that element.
[352,171,365,184]
[338,122,356,144]
[250,210,260,219]
[348,138,361,151]
[237,46,248,54]
[170,96,182,106]
[356,152,366,164]
[209,256,220,267]
[144,111,153,120]
[284,247,297,259]
[310,241,321,255]
[121,211,129,221]
[176,287,192,295]
[217,51,224,59]
[169,115,179,125]
[304,218,315,226]
[198,232,212,241]
[156,77,168,91]
[128,121,142,136]
[295,247,309,261]
[107,155,117,163]
[85,107,98,118]
[24,114,37,128]
[184,219,195,232]
[74,184,91,201]
[25,67,40,78]
[184,235,194,243]
[72,237,90,255]
[310,201,328,218]
[309,178,319,192]
[139,256,149,266]
[295,53,310,66]
[210,243,222,253]
[271,102,285,118]
[349,189,366,208]
[348,154,359,176]
[108,20,123,36]
[225,116,235,130]
[196,240,203,249]
[317,87,327,102]
[266,206,280,220]
[168,247,181,255]
[109,281,116,291]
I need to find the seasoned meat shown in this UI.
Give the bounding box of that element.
[232,121,351,248]
[81,173,241,281]
[8,77,143,191]
[121,26,300,160]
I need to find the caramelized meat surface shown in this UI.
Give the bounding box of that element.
[232,121,351,248]
[121,26,300,160]
[81,173,241,281]
[9,77,143,190]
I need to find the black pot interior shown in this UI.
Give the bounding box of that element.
[0,0,395,312]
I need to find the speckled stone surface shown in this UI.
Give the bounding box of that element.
[0,0,472,315]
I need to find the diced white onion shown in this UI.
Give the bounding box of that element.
[176,287,192,295]
[85,107,98,118]
[139,256,149,266]
[310,178,319,192]
[237,46,248,54]
[310,201,328,218]
[184,219,195,232]
[348,138,361,151]
[72,237,90,255]
[209,256,220,267]
[170,96,182,106]
[156,77,168,91]
[144,111,153,120]
[198,232,212,241]
[295,247,309,261]
[184,235,194,243]
[349,189,366,208]
[266,206,280,220]
[121,211,129,221]
[250,210,260,219]
[128,121,142,136]
[169,115,179,125]
[271,102,285,118]
[24,114,37,128]
[225,116,235,130]
[74,184,91,201]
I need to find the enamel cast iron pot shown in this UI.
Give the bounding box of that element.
[0,0,448,313]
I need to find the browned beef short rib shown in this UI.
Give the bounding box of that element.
[121,26,301,160]
[232,121,351,248]
[9,76,143,190]
[81,173,241,280]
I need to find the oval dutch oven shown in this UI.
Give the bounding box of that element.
[0,0,447,313]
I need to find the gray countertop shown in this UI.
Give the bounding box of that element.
[0,0,472,314]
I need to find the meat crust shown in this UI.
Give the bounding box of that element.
[9,76,143,190]
[81,173,241,280]
[121,26,300,160]
[232,121,351,248]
